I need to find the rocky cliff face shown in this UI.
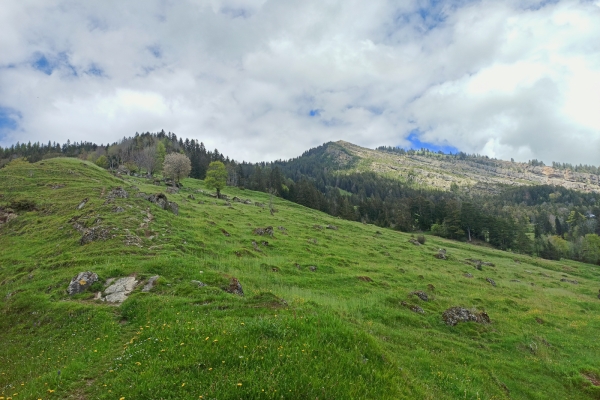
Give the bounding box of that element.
[335,141,600,194]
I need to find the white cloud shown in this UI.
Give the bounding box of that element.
[0,0,599,164]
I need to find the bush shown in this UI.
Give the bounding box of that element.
[417,234,426,244]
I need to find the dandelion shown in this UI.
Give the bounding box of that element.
[208,368,213,371]
[182,383,186,387]
[47,389,55,393]
[205,337,209,341]
[119,397,125,400]
[135,362,141,366]
[237,383,242,387]
[180,343,184,346]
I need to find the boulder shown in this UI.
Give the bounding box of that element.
[560,278,578,285]
[103,277,138,303]
[435,249,447,259]
[442,307,490,326]
[411,290,429,301]
[107,187,128,199]
[67,271,98,295]
[401,301,425,314]
[253,226,274,236]
[225,278,244,296]
[486,278,497,287]
[80,226,112,245]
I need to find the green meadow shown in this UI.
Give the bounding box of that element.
[1,157,600,399]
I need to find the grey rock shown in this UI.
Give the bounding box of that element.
[411,290,429,301]
[80,226,112,245]
[142,275,159,292]
[224,278,244,296]
[401,301,425,314]
[191,280,206,287]
[103,277,138,303]
[486,278,497,287]
[560,278,578,285]
[464,273,473,278]
[308,266,317,272]
[442,307,490,326]
[76,198,88,210]
[68,271,99,295]
[435,249,447,260]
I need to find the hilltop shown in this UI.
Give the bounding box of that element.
[1,157,600,399]
[328,141,600,195]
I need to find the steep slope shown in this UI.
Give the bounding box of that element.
[1,158,600,399]
[334,141,600,194]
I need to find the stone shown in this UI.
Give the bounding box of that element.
[76,198,89,210]
[326,224,338,230]
[401,301,425,314]
[434,249,447,260]
[107,187,128,199]
[313,224,323,230]
[80,226,112,245]
[112,206,125,213]
[357,276,373,282]
[560,278,578,285]
[221,228,230,237]
[411,290,429,301]
[67,271,98,295]
[0,208,17,227]
[168,202,179,215]
[408,239,421,246]
[464,273,473,278]
[103,277,138,303]
[187,194,195,200]
[142,275,159,292]
[191,280,206,287]
[308,266,317,272]
[486,278,497,287]
[253,226,274,236]
[166,186,179,194]
[442,307,490,326]
[225,278,244,296]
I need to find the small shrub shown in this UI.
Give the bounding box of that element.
[417,234,426,244]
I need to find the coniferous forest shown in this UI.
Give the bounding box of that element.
[3,132,600,265]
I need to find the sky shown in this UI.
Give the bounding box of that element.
[0,0,599,164]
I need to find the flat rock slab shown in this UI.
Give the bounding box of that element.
[103,277,138,303]
[68,271,98,295]
[142,275,159,292]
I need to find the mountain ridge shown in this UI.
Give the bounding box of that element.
[331,140,600,195]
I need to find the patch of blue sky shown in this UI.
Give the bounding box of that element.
[148,45,162,58]
[523,0,560,11]
[403,130,459,154]
[309,109,321,117]
[0,107,22,140]
[31,52,77,76]
[86,64,105,77]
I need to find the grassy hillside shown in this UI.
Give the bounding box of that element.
[1,157,600,399]
[333,141,600,195]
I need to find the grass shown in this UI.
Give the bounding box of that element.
[1,157,600,399]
